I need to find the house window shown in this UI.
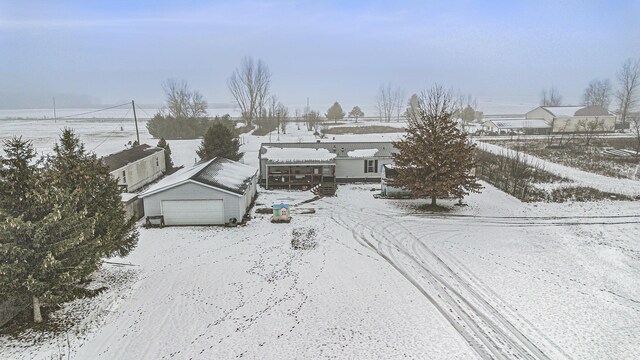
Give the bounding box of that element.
[156,156,159,167]
[122,170,127,183]
[364,159,378,173]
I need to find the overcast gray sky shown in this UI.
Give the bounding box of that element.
[1,0,639,112]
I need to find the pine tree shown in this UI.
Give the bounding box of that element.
[46,129,138,258]
[392,85,481,206]
[0,137,38,219]
[157,138,174,171]
[197,123,243,161]
[0,137,98,323]
[325,102,345,124]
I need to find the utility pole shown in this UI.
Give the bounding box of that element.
[132,100,140,145]
[53,97,57,123]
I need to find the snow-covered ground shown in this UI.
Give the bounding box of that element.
[477,141,640,196]
[1,118,639,359]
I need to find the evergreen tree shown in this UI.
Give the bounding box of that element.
[392,85,481,206]
[0,186,96,323]
[0,136,103,323]
[0,137,38,219]
[348,106,364,123]
[157,138,174,171]
[46,129,138,258]
[325,102,345,124]
[197,123,243,161]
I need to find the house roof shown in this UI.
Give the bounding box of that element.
[139,157,257,197]
[347,149,379,158]
[260,141,395,162]
[262,146,337,164]
[540,105,612,117]
[574,105,612,116]
[541,106,585,117]
[102,144,164,172]
[482,118,551,129]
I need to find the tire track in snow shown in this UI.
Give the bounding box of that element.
[330,204,569,360]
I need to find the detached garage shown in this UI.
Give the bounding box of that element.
[139,157,258,226]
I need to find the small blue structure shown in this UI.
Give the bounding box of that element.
[272,203,291,223]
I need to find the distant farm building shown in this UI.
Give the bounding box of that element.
[103,144,166,192]
[258,141,395,192]
[481,118,552,135]
[139,157,257,226]
[525,105,615,133]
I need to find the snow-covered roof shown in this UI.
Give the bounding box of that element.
[260,141,395,162]
[102,144,164,172]
[262,146,337,163]
[120,193,138,203]
[541,106,584,117]
[482,118,551,129]
[140,158,257,197]
[347,149,379,158]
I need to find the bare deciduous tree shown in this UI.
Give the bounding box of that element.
[227,57,272,127]
[582,79,613,109]
[615,58,640,126]
[628,113,640,158]
[348,106,364,123]
[577,117,604,146]
[540,86,563,106]
[375,83,404,122]
[162,79,208,118]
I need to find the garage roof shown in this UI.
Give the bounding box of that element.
[139,157,257,197]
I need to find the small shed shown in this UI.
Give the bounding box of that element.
[271,203,291,223]
[139,157,258,226]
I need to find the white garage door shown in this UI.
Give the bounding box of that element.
[162,200,225,225]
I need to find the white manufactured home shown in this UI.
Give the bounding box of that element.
[258,141,395,190]
[139,158,258,226]
[103,144,166,192]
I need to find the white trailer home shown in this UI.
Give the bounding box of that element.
[258,141,396,191]
[103,144,166,192]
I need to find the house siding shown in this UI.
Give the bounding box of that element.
[110,150,166,192]
[335,158,394,181]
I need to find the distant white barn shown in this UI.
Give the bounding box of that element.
[139,158,258,226]
[525,105,615,133]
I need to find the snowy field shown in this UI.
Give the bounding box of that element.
[1,117,639,359]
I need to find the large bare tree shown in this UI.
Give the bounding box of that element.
[375,83,404,122]
[227,57,272,126]
[615,58,640,126]
[162,79,208,118]
[582,79,613,109]
[540,86,563,106]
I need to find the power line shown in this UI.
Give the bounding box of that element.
[134,104,155,119]
[56,103,131,120]
[89,108,131,153]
